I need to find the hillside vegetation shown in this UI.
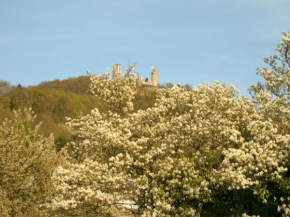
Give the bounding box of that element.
[0,76,157,150]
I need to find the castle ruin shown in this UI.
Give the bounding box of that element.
[112,63,158,87]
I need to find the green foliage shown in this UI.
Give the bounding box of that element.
[133,86,157,111]
[160,82,174,88]
[38,76,91,94]
[0,108,62,216]
[9,84,28,111]
[0,80,13,94]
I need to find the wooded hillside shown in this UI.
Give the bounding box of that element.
[0,76,157,151]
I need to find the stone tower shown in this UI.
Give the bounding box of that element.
[112,64,121,79]
[151,69,159,87]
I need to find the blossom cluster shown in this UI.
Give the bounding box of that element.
[87,69,137,115]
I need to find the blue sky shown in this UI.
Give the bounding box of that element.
[0,0,290,94]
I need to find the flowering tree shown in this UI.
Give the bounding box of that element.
[48,83,289,216]
[247,30,290,216]
[0,108,61,216]
[87,65,137,116]
[44,66,138,216]
[44,110,133,216]
[47,32,290,216]
[250,30,290,134]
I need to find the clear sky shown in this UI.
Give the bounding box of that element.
[1,0,290,94]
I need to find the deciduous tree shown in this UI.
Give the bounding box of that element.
[0,108,61,216]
